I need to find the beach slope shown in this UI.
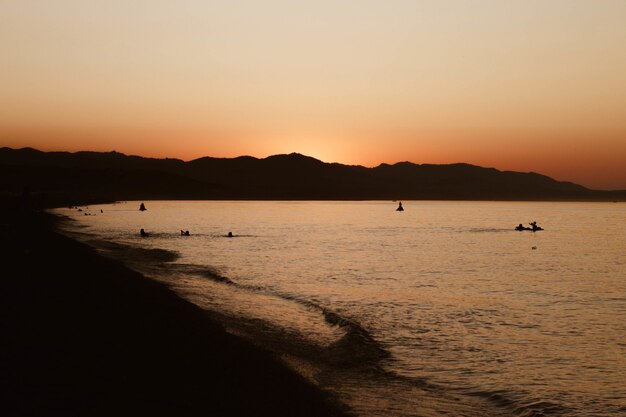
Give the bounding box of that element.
[0,210,348,417]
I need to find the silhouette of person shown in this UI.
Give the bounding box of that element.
[181,230,190,236]
[227,232,233,237]
[140,228,148,237]
[396,202,404,211]
[139,203,147,211]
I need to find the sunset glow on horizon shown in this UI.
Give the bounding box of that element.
[1,1,625,189]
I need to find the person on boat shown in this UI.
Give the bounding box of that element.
[515,223,526,231]
[396,202,404,211]
[181,230,190,236]
[139,203,147,211]
[140,228,148,237]
[530,221,543,231]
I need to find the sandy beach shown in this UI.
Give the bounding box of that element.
[0,208,349,417]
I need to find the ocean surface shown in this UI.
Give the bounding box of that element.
[53,201,626,417]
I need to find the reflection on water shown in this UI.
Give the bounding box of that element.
[55,201,626,417]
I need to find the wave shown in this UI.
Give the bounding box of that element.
[167,263,236,285]
[169,262,389,368]
[273,294,390,367]
[85,237,180,264]
[468,227,514,233]
[466,390,570,416]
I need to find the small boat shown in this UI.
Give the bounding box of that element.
[515,222,543,231]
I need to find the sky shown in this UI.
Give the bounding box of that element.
[1,1,625,189]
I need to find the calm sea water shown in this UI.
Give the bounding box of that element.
[54,201,626,417]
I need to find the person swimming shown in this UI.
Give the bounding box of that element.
[181,230,190,236]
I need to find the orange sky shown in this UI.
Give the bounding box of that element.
[1,1,625,189]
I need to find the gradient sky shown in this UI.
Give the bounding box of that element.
[1,1,625,189]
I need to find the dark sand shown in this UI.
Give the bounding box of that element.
[0,210,349,417]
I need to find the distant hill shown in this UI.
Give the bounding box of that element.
[1,147,624,207]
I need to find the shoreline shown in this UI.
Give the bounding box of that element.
[49,202,524,417]
[0,209,350,417]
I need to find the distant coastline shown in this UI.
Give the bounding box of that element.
[1,147,625,207]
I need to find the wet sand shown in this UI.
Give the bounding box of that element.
[0,209,349,417]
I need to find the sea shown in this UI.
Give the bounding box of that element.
[53,201,626,417]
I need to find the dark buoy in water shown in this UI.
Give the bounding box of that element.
[396,201,404,211]
[139,202,147,211]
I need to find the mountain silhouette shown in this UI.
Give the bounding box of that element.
[1,147,624,206]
